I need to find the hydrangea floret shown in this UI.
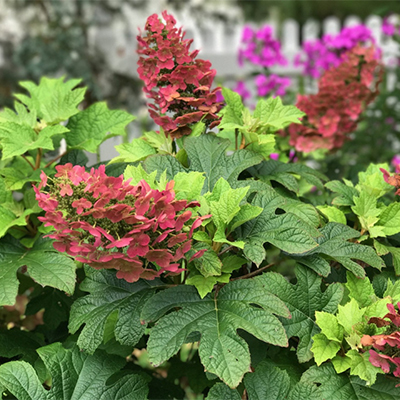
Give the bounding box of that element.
[361,303,400,382]
[380,166,400,195]
[295,24,376,78]
[34,163,209,282]
[287,44,382,152]
[137,11,223,139]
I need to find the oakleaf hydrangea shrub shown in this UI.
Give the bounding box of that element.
[1,10,400,400]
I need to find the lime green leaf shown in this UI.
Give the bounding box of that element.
[332,354,353,374]
[357,163,393,198]
[346,350,382,386]
[336,299,366,335]
[346,272,377,308]
[377,203,400,236]
[0,206,35,238]
[186,273,230,299]
[173,171,205,201]
[244,360,291,399]
[364,298,392,319]
[15,77,86,124]
[0,342,149,400]
[229,204,263,232]
[141,279,290,388]
[0,177,13,204]
[252,96,304,130]
[0,235,76,306]
[311,333,341,366]
[317,205,347,224]
[245,133,276,159]
[315,311,344,342]
[143,129,173,154]
[0,101,37,127]
[110,139,156,164]
[325,180,358,206]
[69,268,158,354]
[259,265,343,362]
[124,164,158,188]
[0,122,68,160]
[218,87,244,130]
[206,383,241,400]
[66,102,135,153]
[351,191,381,231]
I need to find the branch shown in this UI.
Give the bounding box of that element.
[44,151,68,168]
[21,155,35,170]
[231,263,275,281]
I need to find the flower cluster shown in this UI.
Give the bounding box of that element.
[137,11,222,139]
[380,166,400,195]
[34,164,209,283]
[361,303,400,381]
[287,44,382,152]
[295,25,376,78]
[236,25,291,100]
[383,16,400,37]
[238,25,287,68]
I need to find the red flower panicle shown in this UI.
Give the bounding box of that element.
[35,163,209,282]
[287,45,383,153]
[361,302,400,382]
[380,167,400,196]
[137,11,223,139]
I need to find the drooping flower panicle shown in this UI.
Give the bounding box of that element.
[35,164,209,283]
[361,303,400,382]
[287,44,383,152]
[137,11,223,139]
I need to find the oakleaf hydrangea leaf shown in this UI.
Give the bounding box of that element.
[260,265,343,363]
[0,235,76,306]
[377,203,400,237]
[346,272,377,308]
[0,101,37,127]
[66,102,135,153]
[69,268,159,354]
[311,333,341,366]
[110,139,156,164]
[296,364,400,399]
[0,122,68,160]
[0,342,149,400]
[15,77,86,124]
[141,279,290,388]
[295,223,385,278]
[205,383,241,400]
[325,180,358,206]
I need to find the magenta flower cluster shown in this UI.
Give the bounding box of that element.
[34,164,209,283]
[295,25,376,78]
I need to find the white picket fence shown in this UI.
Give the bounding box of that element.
[94,11,400,81]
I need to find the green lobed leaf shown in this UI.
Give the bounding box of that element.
[186,273,230,299]
[325,180,358,206]
[346,272,377,308]
[295,223,385,278]
[336,298,366,335]
[317,205,347,225]
[377,203,400,237]
[66,102,135,153]
[0,235,76,306]
[351,191,382,232]
[141,279,290,388]
[110,139,156,164]
[0,101,37,127]
[244,360,291,400]
[0,122,68,160]
[0,342,149,400]
[346,350,382,386]
[218,87,245,130]
[15,77,86,124]
[356,163,393,199]
[190,243,223,278]
[69,268,159,354]
[259,265,344,363]
[310,333,341,366]
[315,311,344,342]
[297,363,400,399]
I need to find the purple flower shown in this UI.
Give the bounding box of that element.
[255,74,291,97]
[296,25,375,78]
[383,17,398,36]
[233,81,251,101]
[239,25,287,68]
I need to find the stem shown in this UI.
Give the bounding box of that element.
[218,245,235,256]
[35,149,42,170]
[235,128,239,151]
[231,263,274,281]
[44,151,68,168]
[21,155,35,170]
